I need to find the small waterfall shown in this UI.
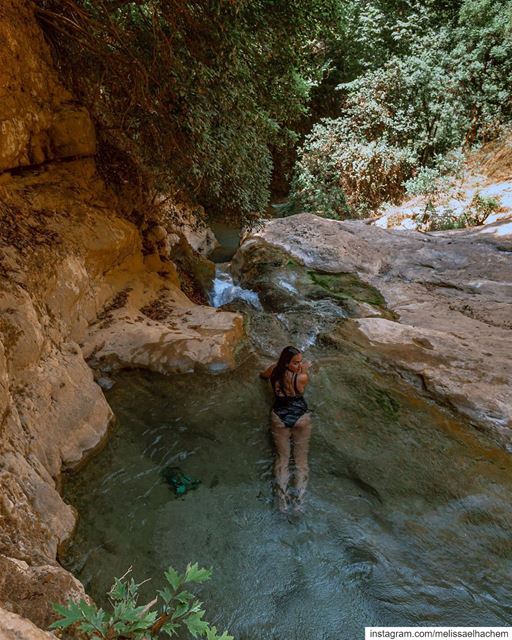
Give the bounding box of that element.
[210,264,262,309]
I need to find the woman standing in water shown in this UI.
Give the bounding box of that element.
[260,346,312,512]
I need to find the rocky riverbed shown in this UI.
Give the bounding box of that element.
[235,213,512,446]
[60,214,512,639]
[1,0,512,636]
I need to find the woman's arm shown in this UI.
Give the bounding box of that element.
[259,363,276,379]
[296,361,311,394]
[296,372,309,394]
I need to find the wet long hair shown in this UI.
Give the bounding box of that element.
[270,346,300,395]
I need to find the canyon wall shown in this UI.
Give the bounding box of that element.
[0,1,242,633]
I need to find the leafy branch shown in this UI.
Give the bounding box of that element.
[50,564,233,640]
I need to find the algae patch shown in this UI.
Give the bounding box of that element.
[308,271,387,308]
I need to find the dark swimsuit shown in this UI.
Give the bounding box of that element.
[272,372,309,428]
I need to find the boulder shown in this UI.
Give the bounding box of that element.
[239,213,512,445]
[0,608,58,640]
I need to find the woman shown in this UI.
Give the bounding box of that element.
[260,346,312,512]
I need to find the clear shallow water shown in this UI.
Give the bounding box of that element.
[209,223,241,263]
[63,229,512,637]
[62,344,512,639]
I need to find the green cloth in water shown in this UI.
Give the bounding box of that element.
[161,465,200,496]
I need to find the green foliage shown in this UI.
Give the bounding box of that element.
[417,193,500,231]
[404,152,465,198]
[286,117,414,218]
[467,194,501,222]
[418,205,466,231]
[402,151,467,231]
[405,167,449,199]
[453,0,512,141]
[307,0,455,121]
[35,0,512,220]
[35,0,342,220]
[289,0,512,218]
[50,564,233,640]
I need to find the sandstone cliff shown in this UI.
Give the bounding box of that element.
[0,0,242,632]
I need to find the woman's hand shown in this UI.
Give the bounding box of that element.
[300,361,312,373]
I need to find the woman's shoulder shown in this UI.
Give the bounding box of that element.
[297,372,308,385]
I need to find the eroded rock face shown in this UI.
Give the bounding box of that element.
[238,213,512,445]
[0,0,96,171]
[156,200,219,257]
[0,158,242,628]
[0,607,57,640]
[0,0,243,631]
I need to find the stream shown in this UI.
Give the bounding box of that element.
[62,232,512,639]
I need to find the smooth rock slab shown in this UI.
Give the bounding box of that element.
[239,213,512,445]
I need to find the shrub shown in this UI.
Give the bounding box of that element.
[464,194,501,224]
[417,193,501,231]
[405,151,466,199]
[418,205,465,231]
[288,0,512,219]
[50,564,232,640]
[287,118,415,218]
[289,35,464,218]
[405,167,449,200]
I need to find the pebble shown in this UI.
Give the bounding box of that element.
[97,376,115,391]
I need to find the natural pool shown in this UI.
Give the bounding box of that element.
[62,338,512,639]
[63,232,512,638]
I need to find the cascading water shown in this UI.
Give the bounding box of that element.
[210,263,262,309]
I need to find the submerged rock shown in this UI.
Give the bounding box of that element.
[96,376,115,391]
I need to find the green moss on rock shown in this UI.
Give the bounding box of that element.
[308,271,386,308]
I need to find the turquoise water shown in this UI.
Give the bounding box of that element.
[62,344,512,638]
[209,222,241,263]
[62,235,512,638]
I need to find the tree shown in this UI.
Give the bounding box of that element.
[35,0,342,221]
[288,0,512,218]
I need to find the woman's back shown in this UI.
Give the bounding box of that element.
[273,369,302,398]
